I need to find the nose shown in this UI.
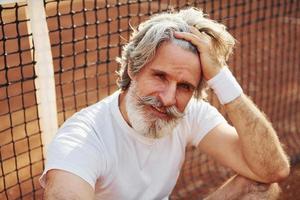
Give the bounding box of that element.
[158,83,177,107]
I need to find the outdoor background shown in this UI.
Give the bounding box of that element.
[0,0,299,199]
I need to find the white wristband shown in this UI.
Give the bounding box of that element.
[207,67,243,105]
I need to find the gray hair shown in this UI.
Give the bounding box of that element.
[116,7,235,99]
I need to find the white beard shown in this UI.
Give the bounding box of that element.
[125,81,183,139]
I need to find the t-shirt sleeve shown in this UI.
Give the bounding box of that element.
[39,113,107,190]
[187,99,227,147]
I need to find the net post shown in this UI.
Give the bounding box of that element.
[26,0,58,157]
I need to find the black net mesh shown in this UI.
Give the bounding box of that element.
[0,0,299,199]
[0,3,44,200]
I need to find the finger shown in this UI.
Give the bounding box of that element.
[175,31,208,49]
[189,26,212,42]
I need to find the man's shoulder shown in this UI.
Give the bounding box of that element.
[78,91,118,116]
[186,97,211,113]
[85,90,119,113]
[184,97,223,122]
[62,91,119,128]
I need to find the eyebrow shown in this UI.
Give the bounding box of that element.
[151,69,197,89]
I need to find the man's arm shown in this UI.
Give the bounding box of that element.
[198,95,289,183]
[204,175,281,200]
[44,169,94,200]
[225,94,289,181]
[174,28,290,183]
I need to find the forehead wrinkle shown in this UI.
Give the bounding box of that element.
[152,67,197,88]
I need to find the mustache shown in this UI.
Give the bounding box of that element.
[136,96,185,119]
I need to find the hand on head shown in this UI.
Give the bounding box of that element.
[174,27,226,80]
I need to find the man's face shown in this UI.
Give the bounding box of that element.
[126,41,201,138]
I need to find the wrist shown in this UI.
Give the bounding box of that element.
[205,67,222,80]
[207,67,243,105]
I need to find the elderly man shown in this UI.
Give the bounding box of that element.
[40,7,289,199]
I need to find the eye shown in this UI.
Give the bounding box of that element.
[178,83,192,91]
[154,73,166,80]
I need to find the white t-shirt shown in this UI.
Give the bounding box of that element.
[40,90,226,199]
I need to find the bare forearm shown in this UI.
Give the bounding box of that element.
[204,175,281,200]
[225,94,290,182]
